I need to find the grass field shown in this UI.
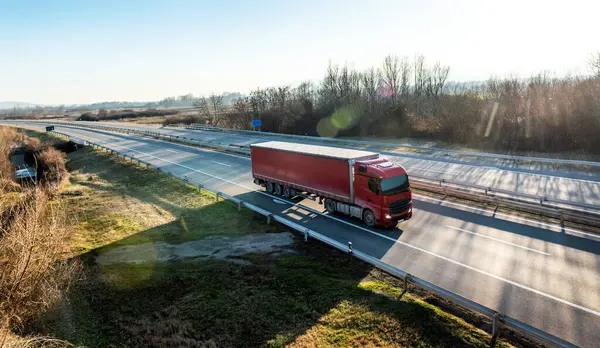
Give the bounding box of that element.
[26,141,515,348]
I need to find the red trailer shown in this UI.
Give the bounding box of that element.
[251,141,412,227]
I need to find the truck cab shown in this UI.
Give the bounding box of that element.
[353,157,412,227]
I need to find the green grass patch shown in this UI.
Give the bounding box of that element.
[41,250,512,348]
[60,147,274,254]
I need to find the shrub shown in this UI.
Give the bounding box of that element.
[0,190,77,345]
[76,113,97,121]
[37,148,67,185]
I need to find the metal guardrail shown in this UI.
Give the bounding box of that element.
[49,129,577,348]
[40,121,600,228]
[184,124,600,168]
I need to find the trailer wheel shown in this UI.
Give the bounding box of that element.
[282,186,291,198]
[266,182,274,193]
[325,199,336,214]
[274,183,282,196]
[363,209,376,227]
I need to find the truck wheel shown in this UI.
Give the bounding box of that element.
[282,186,291,198]
[325,199,336,214]
[266,182,274,193]
[363,209,376,227]
[274,183,282,196]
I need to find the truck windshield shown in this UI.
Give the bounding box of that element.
[380,174,409,196]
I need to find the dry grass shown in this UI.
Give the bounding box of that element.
[36,148,67,186]
[1,333,76,348]
[0,190,78,347]
[0,128,77,347]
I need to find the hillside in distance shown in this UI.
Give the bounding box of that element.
[0,101,39,110]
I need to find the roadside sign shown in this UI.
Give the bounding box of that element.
[251,120,262,128]
[45,125,54,132]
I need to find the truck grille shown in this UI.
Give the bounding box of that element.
[389,199,410,214]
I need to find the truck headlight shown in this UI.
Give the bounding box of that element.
[384,214,392,220]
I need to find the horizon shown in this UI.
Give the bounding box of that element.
[2,0,599,105]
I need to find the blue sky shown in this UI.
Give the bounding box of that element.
[1,0,598,104]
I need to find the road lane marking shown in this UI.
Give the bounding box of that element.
[396,157,600,185]
[408,167,457,175]
[40,128,600,318]
[415,194,600,240]
[212,161,232,167]
[445,225,550,255]
[165,149,178,153]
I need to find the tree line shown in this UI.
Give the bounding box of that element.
[169,54,600,154]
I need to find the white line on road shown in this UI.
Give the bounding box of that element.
[415,194,600,240]
[212,161,232,167]
[445,225,550,255]
[49,129,600,318]
[165,149,178,153]
[397,158,600,185]
[409,166,457,175]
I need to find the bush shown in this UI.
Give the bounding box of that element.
[76,113,97,121]
[162,114,202,126]
[0,190,76,344]
[94,109,178,121]
[37,148,67,185]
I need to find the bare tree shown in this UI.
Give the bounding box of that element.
[399,57,412,99]
[178,93,194,104]
[194,93,225,125]
[413,55,426,113]
[320,62,340,106]
[361,68,381,107]
[360,68,381,136]
[159,96,176,108]
[590,52,600,77]
[426,62,450,97]
[382,55,400,103]
[230,97,252,129]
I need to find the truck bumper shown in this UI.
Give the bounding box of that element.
[379,204,412,227]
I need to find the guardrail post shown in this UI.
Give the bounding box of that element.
[197,184,203,192]
[267,214,273,225]
[400,274,412,298]
[348,242,353,261]
[560,212,565,226]
[490,313,501,347]
[216,192,221,201]
[237,200,242,211]
[304,228,309,242]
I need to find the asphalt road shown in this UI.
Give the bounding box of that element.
[5,121,600,347]
[53,120,600,207]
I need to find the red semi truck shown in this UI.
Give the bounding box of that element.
[250,141,412,227]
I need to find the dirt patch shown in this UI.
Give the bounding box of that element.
[95,232,295,265]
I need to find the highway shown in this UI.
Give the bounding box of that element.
[58,121,600,207]
[4,121,600,347]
